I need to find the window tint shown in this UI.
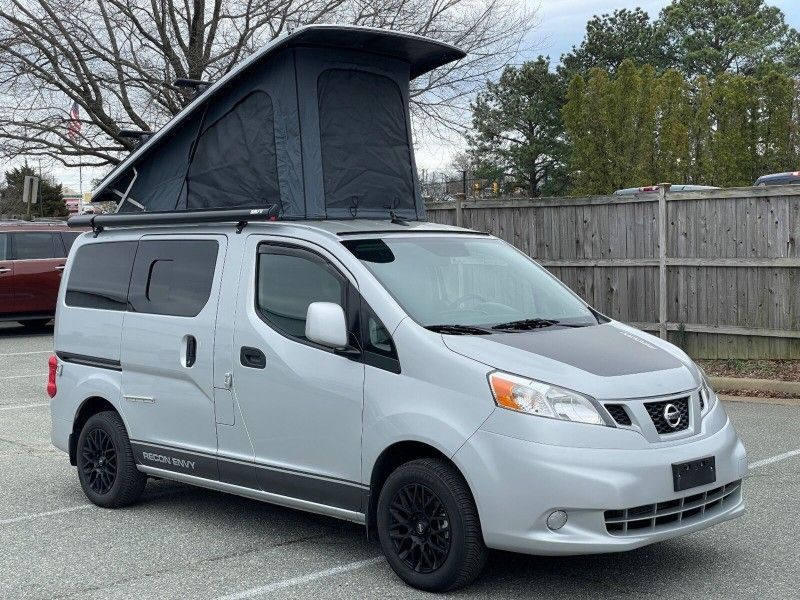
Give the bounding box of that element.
[65,242,137,311]
[128,239,218,317]
[11,232,59,259]
[257,247,345,339]
[0,234,7,260]
[61,232,82,254]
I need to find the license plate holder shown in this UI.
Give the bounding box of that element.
[672,456,716,492]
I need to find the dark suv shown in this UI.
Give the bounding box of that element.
[0,221,83,327]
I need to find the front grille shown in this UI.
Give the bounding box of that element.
[645,396,690,433]
[604,480,741,536]
[605,403,632,426]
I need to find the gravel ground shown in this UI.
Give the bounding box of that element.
[1,322,798,600]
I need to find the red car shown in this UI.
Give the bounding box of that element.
[0,221,85,328]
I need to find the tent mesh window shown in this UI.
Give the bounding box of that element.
[186,91,281,210]
[317,69,415,217]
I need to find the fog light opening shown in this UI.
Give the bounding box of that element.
[546,510,568,531]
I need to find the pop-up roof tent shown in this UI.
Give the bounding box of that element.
[92,25,465,221]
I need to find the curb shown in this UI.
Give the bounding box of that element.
[719,395,800,407]
[710,376,800,396]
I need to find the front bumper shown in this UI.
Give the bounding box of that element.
[453,415,747,555]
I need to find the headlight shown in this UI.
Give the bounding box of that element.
[698,366,717,415]
[488,371,608,426]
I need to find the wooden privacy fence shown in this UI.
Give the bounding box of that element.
[425,185,800,359]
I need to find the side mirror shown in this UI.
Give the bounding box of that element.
[305,302,348,349]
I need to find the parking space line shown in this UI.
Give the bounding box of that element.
[0,402,48,411]
[0,373,47,380]
[0,350,51,357]
[0,504,92,525]
[750,448,800,470]
[214,557,383,600]
[0,489,190,527]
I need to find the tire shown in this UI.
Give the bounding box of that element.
[376,458,487,592]
[19,319,51,329]
[76,411,146,508]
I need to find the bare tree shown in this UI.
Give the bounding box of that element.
[0,0,535,168]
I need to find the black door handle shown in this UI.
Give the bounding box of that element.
[240,346,266,369]
[185,335,197,368]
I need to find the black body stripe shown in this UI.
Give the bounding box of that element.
[56,351,122,371]
[131,440,366,512]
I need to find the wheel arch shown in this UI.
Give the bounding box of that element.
[366,440,473,538]
[69,396,120,466]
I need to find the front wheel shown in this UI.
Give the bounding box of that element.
[76,411,146,507]
[376,458,487,592]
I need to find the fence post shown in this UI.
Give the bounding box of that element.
[658,183,671,340]
[456,170,466,227]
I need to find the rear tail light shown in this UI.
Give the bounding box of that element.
[639,186,660,192]
[47,355,58,398]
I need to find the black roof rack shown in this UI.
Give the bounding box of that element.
[68,206,280,236]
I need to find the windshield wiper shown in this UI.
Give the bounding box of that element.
[426,324,493,335]
[491,318,560,331]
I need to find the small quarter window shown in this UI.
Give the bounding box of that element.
[128,239,218,317]
[65,241,137,311]
[256,246,346,340]
[0,233,8,260]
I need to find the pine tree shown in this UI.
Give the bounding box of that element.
[0,163,67,218]
[656,69,692,183]
[758,70,795,174]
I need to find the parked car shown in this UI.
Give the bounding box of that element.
[613,184,720,195]
[753,171,800,186]
[50,210,748,592]
[0,221,84,328]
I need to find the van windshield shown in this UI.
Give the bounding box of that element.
[343,236,598,330]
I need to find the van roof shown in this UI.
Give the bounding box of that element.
[70,217,481,241]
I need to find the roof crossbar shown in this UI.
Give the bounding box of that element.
[68,206,280,236]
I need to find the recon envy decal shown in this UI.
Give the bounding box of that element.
[131,442,217,479]
[141,451,196,470]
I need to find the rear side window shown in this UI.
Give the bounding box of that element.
[256,246,346,339]
[128,239,218,317]
[65,242,137,311]
[11,232,61,259]
[0,233,7,260]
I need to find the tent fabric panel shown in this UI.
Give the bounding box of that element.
[117,109,204,212]
[317,69,415,219]
[186,91,281,210]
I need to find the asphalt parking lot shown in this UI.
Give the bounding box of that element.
[1,322,798,600]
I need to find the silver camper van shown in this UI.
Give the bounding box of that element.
[49,26,747,592]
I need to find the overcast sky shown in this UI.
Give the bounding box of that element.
[45,1,800,192]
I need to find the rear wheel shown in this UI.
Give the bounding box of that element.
[376,458,487,592]
[76,411,146,507]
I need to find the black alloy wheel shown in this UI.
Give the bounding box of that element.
[76,411,146,507]
[377,458,487,592]
[388,482,452,573]
[81,428,118,495]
